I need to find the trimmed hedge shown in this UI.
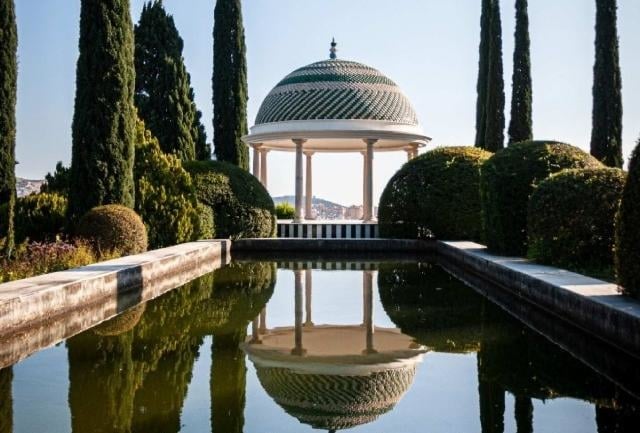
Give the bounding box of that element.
[134,120,201,248]
[616,138,640,297]
[275,202,295,220]
[379,146,492,240]
[184,160,276,239]
[480,141,602,255]
[528,168,626,275]
[0,192,67,243]
[76,205,148,256]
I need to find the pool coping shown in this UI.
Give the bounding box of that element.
[437,241,640,357]
[0,240,230,368]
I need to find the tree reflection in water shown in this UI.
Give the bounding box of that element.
[66,261,276,433]
[378,262,640,433]
[0,367,12,433]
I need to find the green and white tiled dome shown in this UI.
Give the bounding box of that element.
[255,59,419,126]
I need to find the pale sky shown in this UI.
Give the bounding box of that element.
[14,0,640,206]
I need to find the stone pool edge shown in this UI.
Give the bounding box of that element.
[437,241,640,357]
[0,240,231,338]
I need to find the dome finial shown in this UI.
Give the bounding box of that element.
[329,38,337,59]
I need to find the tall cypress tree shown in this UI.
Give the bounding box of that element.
[475,0,492,148]
[135,0,207,161]
[483,0,505,152]
[69,0,136,221]
[591,0,623,168]
[0,0,17,257]
[213,0,249,170]
[508,0,533,145]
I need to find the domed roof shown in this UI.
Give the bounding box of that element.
[255,59,419,126]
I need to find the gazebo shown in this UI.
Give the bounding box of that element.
[243,40,431,225]
[242,268,427,431]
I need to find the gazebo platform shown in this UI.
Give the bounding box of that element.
[277,220,379,239]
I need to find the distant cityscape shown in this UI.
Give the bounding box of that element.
[16,178,44,198]
[273,196,378,220]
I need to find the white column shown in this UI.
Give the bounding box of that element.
[260,149,269,188]
[293,139,306,222]
[363,270,376,354]
[363,139,377,221]
[305,152,314,219]
[259,307,267,335]
[304,269,313,327]
[252,144,261,179]
[292,270,306,356]
[406,149,413,161]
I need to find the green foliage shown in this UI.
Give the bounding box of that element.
[0,0,18,257]
[475,0,505,151]
[185,160,275,239]
[135,1,206,161]
[508,0,533,144]
[275,202,295,220]
[527,168,626,275]
[133,119,200,248]
[1,193,67,243]
[76,204,148,256]
[40,161,71,197]
[213,0,249,169]
[379,146,492,240]
[194,201,215,239]
[480,141,602,255]
[193,108,211,160]
[616,138,640,297]
[591,0,623,168]
[0,240,98,283]
[69,0,136,221]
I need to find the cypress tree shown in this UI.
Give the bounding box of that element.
[591,0,623,168]
[483,0,505,152]
[135,0,206,161]
[0,0,17,257]
[475,0,492,148]
[508,0,533,145]
[213,0,249,170]
[616,137,640,298]
[69,0,136,221]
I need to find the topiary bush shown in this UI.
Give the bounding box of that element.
[184,160,276,239]
[275,202,295,220]
[0,192,67,243]
[379,146,493,240]
[527,168,626,276]
[76,204,148,256]
[480,141,602,255]
[134,119,201,248]
[194,202,215,239]
[616,137,640,298]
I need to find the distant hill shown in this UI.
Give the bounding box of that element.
[273,195,354,220]
[16,177,44,198]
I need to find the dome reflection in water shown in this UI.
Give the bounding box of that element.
[2,260,640,432]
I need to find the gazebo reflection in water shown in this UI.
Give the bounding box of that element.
[242,268,427,432]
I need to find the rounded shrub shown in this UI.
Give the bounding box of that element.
[134,119,200,248]
[616,138,640,298]
[480,141,602,255]
[194,202,215,239]
[527,168,626,274]
[184,160,276,239]
[76,205,148,256]
[379,146,492,240]
[0,193,67,243]
[275,202,295,220]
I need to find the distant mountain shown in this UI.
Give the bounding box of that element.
[16,178,44,198]
[272,196,362,220]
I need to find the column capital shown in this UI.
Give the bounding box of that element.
[292,138,307,146]
[303,150,315,156]
[259,147,270,154]
[250,142,263,149]
[363,138,378,146]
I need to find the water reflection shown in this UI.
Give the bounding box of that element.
[243,269,426,431]
[378,262,640,433]
[66,262,276,433]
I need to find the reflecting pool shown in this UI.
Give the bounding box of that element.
[0,260,638,432]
